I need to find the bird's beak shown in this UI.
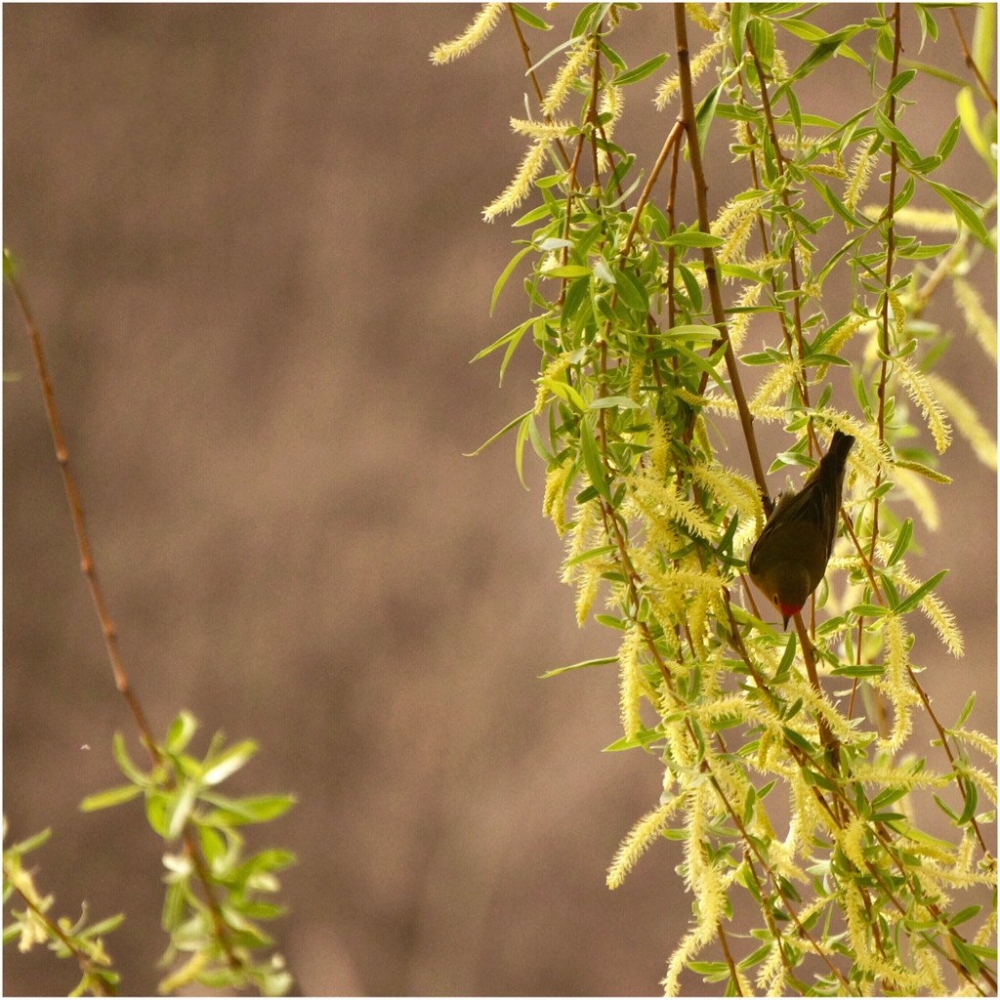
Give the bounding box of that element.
[782,614,791,630]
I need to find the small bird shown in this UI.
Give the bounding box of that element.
[748,431,855,628]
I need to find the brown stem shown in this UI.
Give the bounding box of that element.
[673,7,769,501]
[5,268,244,973]
[716,921,744,996]
[949,8,997,112]
[505,4,571,169]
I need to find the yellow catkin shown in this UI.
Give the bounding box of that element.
[429,3,505,64]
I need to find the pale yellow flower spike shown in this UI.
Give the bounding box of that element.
[483,137,552,222]
[686,3,719,33]
[617,624,645,740]
[429,3,505,65]
[606,797,683,890]
[654,38,725,110]
[953,274,998,362]
[896,357,952,454]
[844,133,877,219]
[924,372,997,470]
[542,458,575,535]
[510,117,575,140]
[542,38,595,117]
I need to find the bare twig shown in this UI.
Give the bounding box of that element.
[5,264,244,973]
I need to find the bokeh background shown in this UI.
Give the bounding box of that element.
[4,5,995,996]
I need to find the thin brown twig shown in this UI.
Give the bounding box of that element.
[5,272,160,763]
[673,6,769,501]
[949,7,997,113]
[506,3,571,170]
[5,266,244,973]
[716,921,744,996]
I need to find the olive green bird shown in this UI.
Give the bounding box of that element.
[748,431,855,629]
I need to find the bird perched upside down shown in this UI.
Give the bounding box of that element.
[748,431,855,629]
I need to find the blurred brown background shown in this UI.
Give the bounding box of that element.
[4,5,995,996]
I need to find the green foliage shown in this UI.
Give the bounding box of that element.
[82,712,296,996]
[438,3,996,995]
[3,825,123,996]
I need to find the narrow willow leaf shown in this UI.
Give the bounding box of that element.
[580,416,611,502]
[614,52,668,86]
[955,692,977,728]
[490,245,534,315]
[927,180,989,243]
[510,4,550,31]
[463,408,533,458]
[165,711,198,754]
[80,785,144,812]
[695,83,722,153]
[895,569,948,616]
[887,518,913,567]
[539,655,618,678]
[203,740,258,786]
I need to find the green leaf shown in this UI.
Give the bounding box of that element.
[2,248,19,282]
[895,242,955,260]
[80,784,144,812]
[873,108,920,165]
[543,375,587,412]
[934,116,962,164]
[542,264,591,279]
[515,411,531,490]
[510,4,550,31]
[886,518,913,567]
[490,245,534,315]
[956,778,978,826]
[112,732,151,786]
[165,711,198,754]
[926,180,989,243]
[588,394,641,410]
[914,4,938,46]
[773,632,797,684]
[948,905,983,928]
[81,913,126,938]
[203,739,258,786]
[790,28,863,81]
[470,317,533,365]
[612,266,649,313]
[203,794,297,826]
[166,782,199,839]
[662,230,724,249]
[579,416,611,503]
[695,83,722,154]
[659,324,720,343]
[145,791,171,838]
[830,663,885,678]
[463,408,533,458]
[781,726,816,755]
[955,692,977,728]
[894,569,947,615]
[7,827,52,855]
[570,3,602,39]
[957,86,991,162]
[886,68,916,96]
[604,727,662,751]
[614,52,668,87]
[540,656,618,678]
[594,614,626,630]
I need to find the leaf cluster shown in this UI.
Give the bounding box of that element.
[80,713,296,996]
[438,3,997,995]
